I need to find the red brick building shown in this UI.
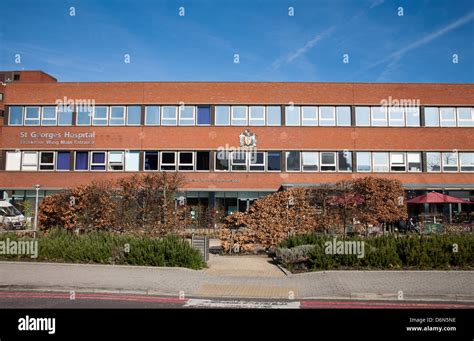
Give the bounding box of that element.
[0,70,473,215]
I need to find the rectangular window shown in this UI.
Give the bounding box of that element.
[405,107,420,127]
[25,107,40,126]
[355,107,370,126]
[215,151,230,171]
[231,106,248,126]
[407,152,421,172]
[127,106,141,125]
[459,152,474,172]
[5,151,21,171]
[266,106,281,126]
[457,107,474,127]
[196,151,210,171]
[57,151,71,171]
[302,152,318,172]
[320,152,336,171]
[390,152,406,172]
[338,151,352,171]
[110,106,126,126]
[58,105,73,126]
[388,107,404,127]
[319,106,336,126]
[145,106,160,125]
[356,152,371,172]
[301,106,318,126]
[77,107,92,125]
[336,107,351,126]
[285,106,300,126]
[90,151,106,171]
[231,151,247,171]
[75,151,89,171]
[372,152,389,172]
[92,106,108,126]
[22,151,38,171]
[371,106,388,126]
[249,106,265,126]
[125,151,140,171]
[8,106,23,125]
[215,106,230,125]
[179,106,195,126]
[39,151,55,170]
[108,151,124,171]
[440,107,456,127]
[286,151,301,171]
[426,152,441,172]
[424,107,439,127]
[144,151,159,171]
[161,152,176,171]
[161,106,178,125]
[442,152,458,172]
[249,152,265,171]
[197,106,211,125]
[267,152,281,171]
[41,107,57,126]
[178,152,194,171]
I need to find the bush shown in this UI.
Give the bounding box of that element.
[0,229,205,269]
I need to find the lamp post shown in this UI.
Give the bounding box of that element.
[33,184,40,238]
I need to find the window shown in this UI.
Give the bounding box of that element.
[178,152,194,170]
[215,106,230,125]
[459,153,474,172]
[161,152,176,171]
[108,151,124,171]
[39,151,55,170]
[338,151,352,171]
[320,152,336,171]
[127,106,141,125]
[355,107,370,126]
[439,107,456,127]
[215,151,230,171]
[231,151,247,171]
[110,106,126,125]
[336,107,351,126]
[144,151,159,171]
[302,152,318,171]
[41,107,57,126]
[442,152,458,172]
[266,106,281,126]
[319,107,336,126]
[0,93,3,101]
[405,107,420,127]
[90,152,106,171]
[196,151,210,171]
[407,152,421,172]
[301,106,318,126]
[356,152,371,172]
[249,152,265,171]
[426,152,441,172]
[390,152,406,172]
[77,106,92,125]
[371,106,388,126]
[125,151,140,171]
[58,105,73,126]
[388,107,404,127]
[145,106,160,125]
[21,151,38,171]
[56,151,71,171]
[13,74,20,81]
[286,151,300,171]
[74,152,89,171]
[372,152,389,172]
[25,107,40,126]
[249,106,265,126]
[92,106,108,126]
[179,106,195,126]
[8,106,23,125]
[424,107,439,127]
[267,152,281,171]
[231,106,247,126]
[457,108,474,127]
[5,151,21,171]
[197,106,211,125]
[285,106,300,126]
[161,106,178,125]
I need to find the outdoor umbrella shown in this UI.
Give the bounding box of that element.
[407,192,467,204]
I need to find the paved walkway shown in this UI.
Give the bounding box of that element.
[1,261,473,301]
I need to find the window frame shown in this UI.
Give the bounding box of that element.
[90,151,107,171]
[125,150,140,171]
[58,105,73,126]
[160,151,177,171]
[457,107,474,127]
[405,107,420,127]
[109,106,126,126]
[39,151,56,171]
[356,152,372,172]
[76,107,92,126]
[5,151,22,171]
[355,106,371,126]
[320,151,336,172]
[390,152,407,172]
[301,151,319,172]
[145,106,160,126]
[126,106,142,126]
[372,152,389,172]
[178,106,195,126]
[231,106,248,126]
[439,107,456,127]
[426,152,441,173]
[21,151,38,171]
[371,106,388,126]
[442,152,459,172]
[337,151,352,172]
[319,106,336,126]
[24,106,41,126]
[74,151,90,171]
[266,106,281,126]
[214,150,230,171]
[459,152,474,172]
[215,106,230,126]
[41,106,58,126]
[249,106,265,126]
[196,106,211,126]
[424,107,440,127]
[8,106,24,126]
[407,152,422,172]
[285,151,301,172]
[388,107,405,127]
[267,151,281,172]
[336,106,351,126]
[231,151,248,171]
[301,106,318,126]
[249,151,265,172]
[143,151,159,171]
[285,106,301,126]
[195,151,210,171]
[56,151,71,171]
[178,151,195,171]
[92,106,109,126]
[108,151,125,171]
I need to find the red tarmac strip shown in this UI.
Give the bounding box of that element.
[300,300,474,309]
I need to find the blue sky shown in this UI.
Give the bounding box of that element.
[0,0,473,83]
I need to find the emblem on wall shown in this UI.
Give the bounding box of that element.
[239,129,257,148]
